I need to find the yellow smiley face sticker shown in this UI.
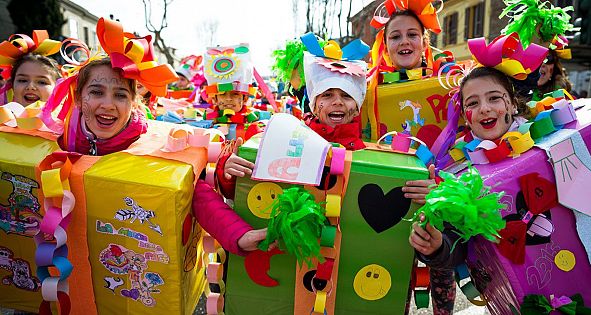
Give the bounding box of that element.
[247,182,282,219]
[353,264,391,300]
[554,249,576,272]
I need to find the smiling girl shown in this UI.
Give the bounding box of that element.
[459,67,529,142]
[9,54,60,106]
[61,58,147,155]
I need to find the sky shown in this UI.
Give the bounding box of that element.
[71,0,370,76]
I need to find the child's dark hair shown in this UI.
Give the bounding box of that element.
[9,53,61,84]
[383,10,430,44]
[459,67,530,118]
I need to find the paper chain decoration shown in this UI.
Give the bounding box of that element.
[0,30,60,67]
[202,234,227,315]
[376,131,435,166]
[36,152,82,315]
[450,89,577,165]
[468,33,548,80]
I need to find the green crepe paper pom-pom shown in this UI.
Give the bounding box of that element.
[411,165,506,247]
[271,38,327,86]
[259,186,327,268]
[500,0,577,48]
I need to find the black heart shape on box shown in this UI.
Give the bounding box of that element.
[358,184,411,233]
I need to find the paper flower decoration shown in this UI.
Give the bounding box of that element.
[205,52,240,80]
[316,57,366,76]
[203,44,254,98]
[96,17,178,97]
[468,33,548,80]
[300,32,369,77]
[412,165,506,247]
[258,186,327,268]
[369,0,442,34]
[0,30,61,67]
[500,0,578,48]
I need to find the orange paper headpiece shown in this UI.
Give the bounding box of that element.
[370,0,442,34]
[96,17,178,97]
[0,30,61,67]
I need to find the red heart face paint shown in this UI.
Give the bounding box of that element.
[465,109,473,124]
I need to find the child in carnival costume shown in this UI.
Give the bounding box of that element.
[203,44,260,133]
[0,30,62,106]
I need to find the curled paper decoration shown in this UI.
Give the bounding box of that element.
[550,35,572,60]
[258,187,327,268]
[59,38,100,77]
[468,33,548,80]
[300,32,369,62]
[412,164,506,247]
[96,17,178,97]
[370,0,442,34]
[500,0,578,48]
[0,30,61,67]
[0,101,50,131]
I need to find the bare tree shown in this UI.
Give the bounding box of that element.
[303,0,355,41]
[292,0,299,34]
[142,0,176,65]
[198,19,219,47]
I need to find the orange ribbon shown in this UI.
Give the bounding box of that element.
[370,0,441,34]
[0,30,60,67]
[96,18,178,97]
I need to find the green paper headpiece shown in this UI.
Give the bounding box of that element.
[271,38,327,87]
[412,165,506,246]
[259,186,327,268]
[500,0,578,48]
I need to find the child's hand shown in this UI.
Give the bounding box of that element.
[238,228,275,252]
[402,164,436,205]
[224,137,255,179]
[409,213,443,256]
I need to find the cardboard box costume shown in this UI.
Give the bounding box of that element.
[0,121,209,315]
[224,117,429,314]
[457,103,591,314]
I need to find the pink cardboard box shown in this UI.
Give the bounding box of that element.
[463,103,591,314]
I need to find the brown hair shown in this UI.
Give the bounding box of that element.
[537,50,572,96]
[9,53,61,84]
[75,58,140,107]
[383,10,430,46]
[459,67,530,118]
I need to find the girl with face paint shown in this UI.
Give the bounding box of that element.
[459,67,529,142]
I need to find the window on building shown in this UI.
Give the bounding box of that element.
[69,19,78,39]
[443,12,458,46]
[464,2,485,41]
[83,27,89,46]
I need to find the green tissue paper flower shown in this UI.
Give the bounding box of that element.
[411,165,506,245]
[500,0,577,48]
[259,186,327,268]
